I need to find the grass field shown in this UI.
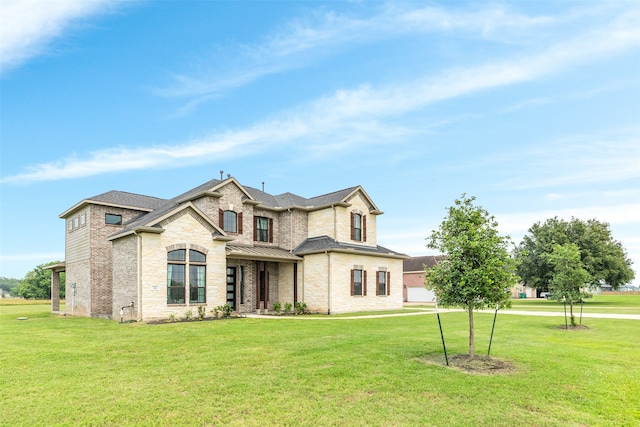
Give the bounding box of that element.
[1,298,639,426]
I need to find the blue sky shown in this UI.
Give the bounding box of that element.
[1,1,639,287]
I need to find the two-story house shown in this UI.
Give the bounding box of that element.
[52,177,407,321]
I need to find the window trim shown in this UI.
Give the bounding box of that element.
[350,268,367,296]
[105,213,123,225]
[167,248,206,305]
[350,212,367,242]
[254,216,273,243]
[376,271,390,296]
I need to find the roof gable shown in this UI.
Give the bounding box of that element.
[108,201,226,241]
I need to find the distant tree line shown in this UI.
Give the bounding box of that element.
[1,262,65,299]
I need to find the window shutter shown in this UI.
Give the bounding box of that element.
[350,212,355,240]
[219,209,224,228]
[363,271,367,296]
[253,217,257,241]
[350,269,354,296]
[376,271,380,296]
[363,216,367,242]
[387,271,391,296]
[238,212,243,234]
[268,218,273,243]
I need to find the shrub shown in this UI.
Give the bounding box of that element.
[294,301,307,315]
[197,306,206,320]
[168,313,177,323]
[272,302,282,314]
[284,302,292,315]
[183,309,193,321]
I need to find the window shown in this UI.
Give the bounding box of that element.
[68,220,73,231]
[167,249,206,304]
[106,214,122,225]
[219,210,242,233]
[351,212,366,242]
[351,269,367,296]
[189,250,206,304]
[254,216,273,243]
[376,271,390,296]
[80,214,86,226]
[74,217,79,228]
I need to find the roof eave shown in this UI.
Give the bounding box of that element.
[59,200,154,218]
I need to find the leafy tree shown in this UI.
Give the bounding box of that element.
[516,217,634,293]
[18,262,65,300]
[0,277,21,296]
[544,243,591,326]
[426,195,519,356]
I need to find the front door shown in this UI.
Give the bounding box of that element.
[226,267,236,310]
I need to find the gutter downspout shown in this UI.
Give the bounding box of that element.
[332,205,337,240]
[326,251,331,315]
[135,230,142,322]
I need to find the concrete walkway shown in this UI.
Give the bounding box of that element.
[245,307,640,321]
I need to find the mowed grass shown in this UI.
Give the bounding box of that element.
[1,302,639,426]
[509,294,640,315]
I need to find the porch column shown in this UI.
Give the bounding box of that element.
[51,271,60,312]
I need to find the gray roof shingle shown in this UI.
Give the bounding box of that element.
[294,235,407,258]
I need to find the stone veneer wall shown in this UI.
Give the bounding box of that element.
[302,252,403,314]
[137,209,228,321]
[277,209,308,251]
[111,235,139,320]
[89,205,147,317]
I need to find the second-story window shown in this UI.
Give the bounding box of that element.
[254,216,273,243]
[106,213,122,225]
[219,209,242,234]
[351,212,366,242]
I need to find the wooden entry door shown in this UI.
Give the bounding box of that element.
[226,267,236,310]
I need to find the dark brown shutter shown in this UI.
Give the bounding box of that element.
[350,212,355,240]
[238,212,243,234]
[363,270,367,296]
[266,270,270,307]
[350,269,354,296]
[219,209,224,228]
[387,272,391,296]
[376,271,380,296]
[253,217,257,241]
[363,216,367,242]
[268,218,273,243]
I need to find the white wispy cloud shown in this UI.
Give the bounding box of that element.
[2,5,639,184]
[154,2,569,100]
[493,128,640,190]
[0,0,127,74]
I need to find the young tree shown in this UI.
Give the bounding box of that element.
[426,195,519,356]
[544,243,591,326]
[516,217,634,293]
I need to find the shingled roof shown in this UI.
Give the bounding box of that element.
[294,235,407,259]
[403,256,444,272]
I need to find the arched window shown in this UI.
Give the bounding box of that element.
[224,211,237,233]
[167,249,206,304]
[219,209,242,234]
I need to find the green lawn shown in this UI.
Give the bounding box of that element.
[509,294,640,315]
[1,302,639,426]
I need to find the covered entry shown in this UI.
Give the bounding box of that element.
[225,244,302,313]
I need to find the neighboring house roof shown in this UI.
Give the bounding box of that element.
[294,235,407,259]
[403,256,444,272]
